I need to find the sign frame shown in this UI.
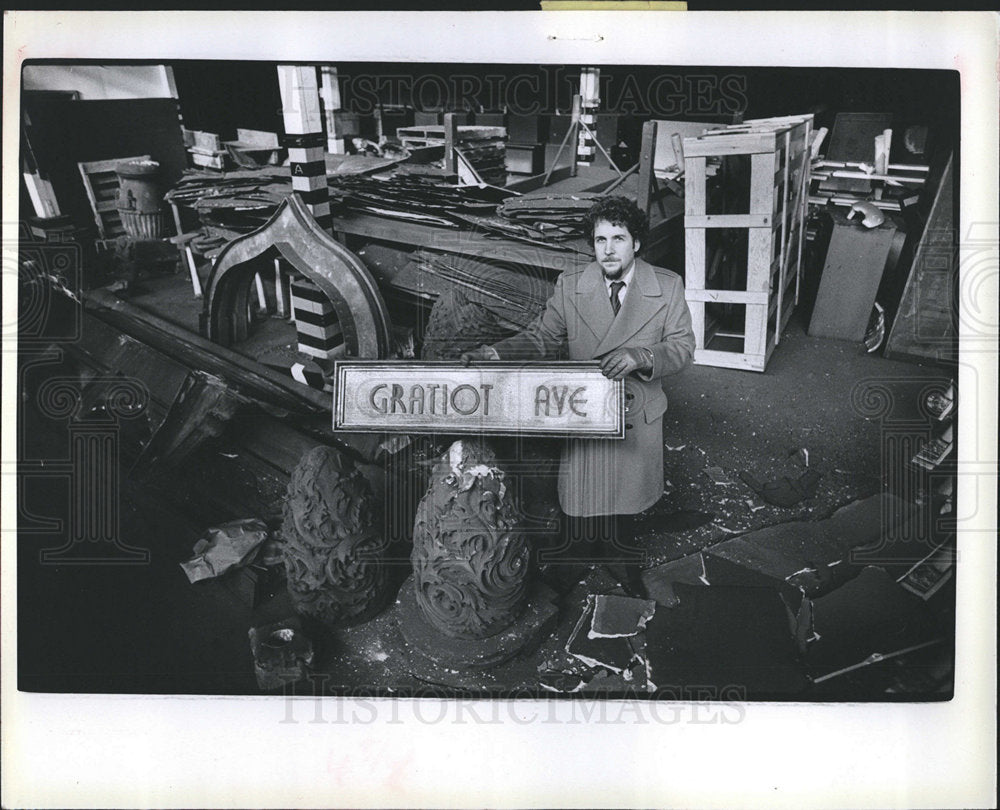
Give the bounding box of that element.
[332,360,625,439]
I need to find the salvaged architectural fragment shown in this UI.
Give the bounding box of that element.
[420,288,515,361]
[282,446,388,626]
[411,439,530,639]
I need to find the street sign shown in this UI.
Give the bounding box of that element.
[333,361,624,438]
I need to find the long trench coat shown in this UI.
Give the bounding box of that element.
[492,257,695,517]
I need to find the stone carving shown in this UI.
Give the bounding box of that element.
[411,439,530,639]
[420,289,515,360]
[282,446,387,627]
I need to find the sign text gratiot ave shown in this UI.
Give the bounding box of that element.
[333,361,624,438]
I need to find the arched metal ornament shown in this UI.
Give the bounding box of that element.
[204,195,392,359]
[332,360,625,438]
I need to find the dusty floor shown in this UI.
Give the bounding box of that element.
[17,276,953,697]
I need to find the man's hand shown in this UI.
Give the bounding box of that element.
[599,347,652,380]
[459,345,500,366]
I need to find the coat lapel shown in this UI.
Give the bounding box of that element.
[570,262,615,347]
[594,258,666,356]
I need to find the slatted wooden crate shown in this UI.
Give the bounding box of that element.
[77,155,152,241]
[683,114,813,371]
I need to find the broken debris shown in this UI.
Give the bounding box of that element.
[248,617,314,691]
[589,594,656,639]
[739,469,823,508]
[180,518,270,583]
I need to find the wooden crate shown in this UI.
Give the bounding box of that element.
[77,154,152,241]
[683,114,813,372]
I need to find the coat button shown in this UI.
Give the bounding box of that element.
[625,423,634,430]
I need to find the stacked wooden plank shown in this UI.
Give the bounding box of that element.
[495,193,599,242]
[809,113,928,212]
[683,114,813,372]
[396,125,507,186]
[188,131,230,171]
[164,169,292,233]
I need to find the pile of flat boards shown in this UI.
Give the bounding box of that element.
[396,125,507,186]
[165,169,292,233]
[495,193,599,243]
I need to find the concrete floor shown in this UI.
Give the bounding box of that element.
[17,269,954,698]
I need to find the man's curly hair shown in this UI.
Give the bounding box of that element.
[584,196,649,252]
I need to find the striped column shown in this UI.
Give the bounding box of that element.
[577,67,600,166]
[291,277,345,361]
[277,65,331,230]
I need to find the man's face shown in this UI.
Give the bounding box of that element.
[593,219,639,280]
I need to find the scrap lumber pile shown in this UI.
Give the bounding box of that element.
[396,125,507,185]
[328,174,513,224]
[808,114,929,213]
[331,174,592,253]
[494,193,599,243]
[165,169,293,233]
[187,130,230,171]
[164,166,595,254]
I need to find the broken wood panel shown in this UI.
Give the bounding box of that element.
[132,371,247,475]
[809,214,904,342]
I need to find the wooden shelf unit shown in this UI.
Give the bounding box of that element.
[683,114,813,371]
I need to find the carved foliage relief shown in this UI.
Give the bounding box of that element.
[411,440,530,639]
[282,446,387,627]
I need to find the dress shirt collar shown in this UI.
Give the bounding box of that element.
[604,262,636,295]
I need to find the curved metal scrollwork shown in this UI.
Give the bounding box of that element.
[204,195,392,358]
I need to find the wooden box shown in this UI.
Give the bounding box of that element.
[505,142,545,175]
[683,114,813,372]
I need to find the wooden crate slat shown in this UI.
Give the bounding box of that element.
[689,300,707,350]
[685,214,771,229]
[685,228,706,290]
[78,154,151,240]
[694,348,766,371]
[749,152,776,214]
[683,132,778,158]
[684,156,707,216]
[743,303,768,356]
[682,114,813,372]
[747,229,773,290]
[774,130,792,340]
[686,289,770,305]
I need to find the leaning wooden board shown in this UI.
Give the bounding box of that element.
[885,153,957,364]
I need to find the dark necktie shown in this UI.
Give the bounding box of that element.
[610,281,625,316]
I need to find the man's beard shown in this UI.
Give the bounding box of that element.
[601,259,626,280]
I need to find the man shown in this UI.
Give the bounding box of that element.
[461,196,696,567]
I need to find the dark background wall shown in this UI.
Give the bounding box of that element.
[171,61,283,139]
[22,94,189,236]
